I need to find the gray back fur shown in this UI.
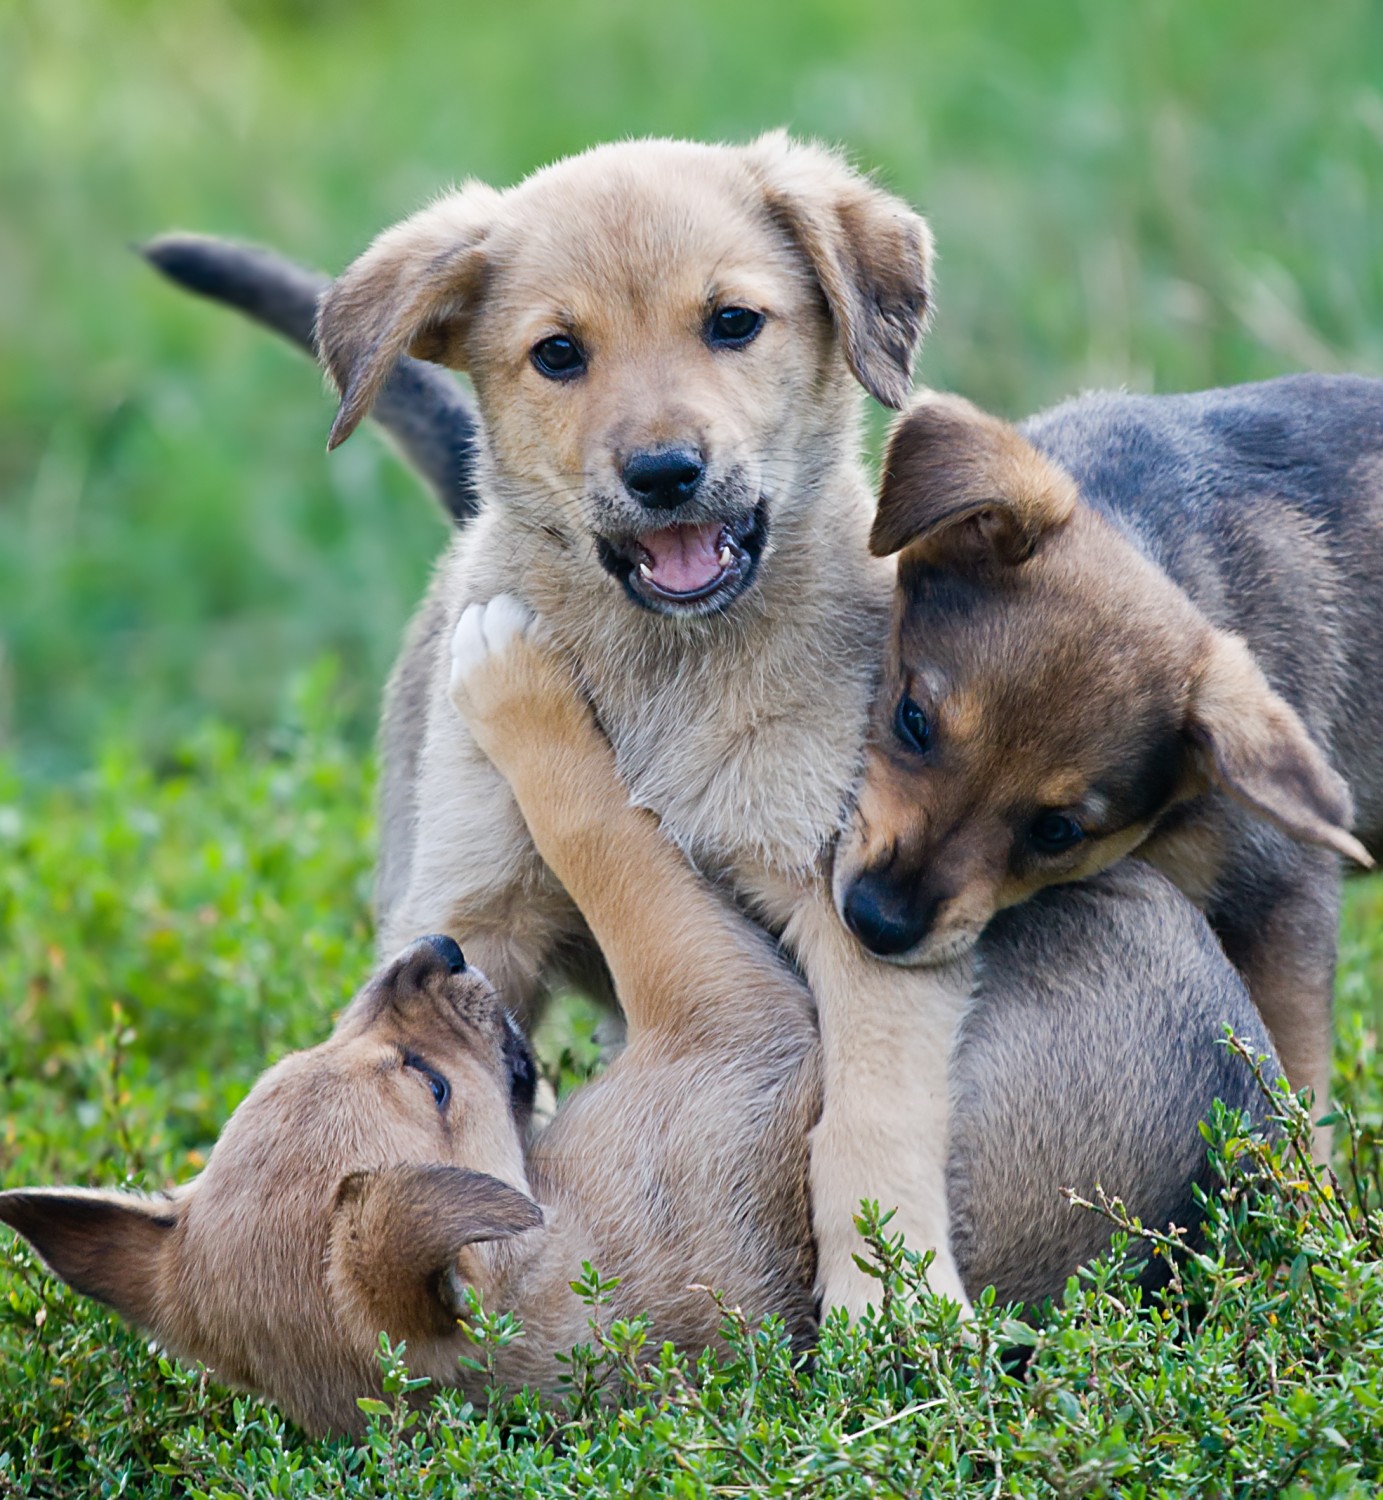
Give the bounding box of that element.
[1021,373,1383,840]
[951,860,1278,1306]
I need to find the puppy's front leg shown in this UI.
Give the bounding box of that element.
[450,597,803,1045]
[787,886,974,1317]
[380,717,575,1027]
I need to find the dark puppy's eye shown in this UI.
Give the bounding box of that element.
[403,1052,452,1112]
[1028,811,1085,854]
[706,306,765,348]
[531,335,586,380]
[894,695,932,756]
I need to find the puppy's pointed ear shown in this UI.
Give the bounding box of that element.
[870,392,1078,568]
[315,184,501,450]
[747,131,932,409]
[1186,630,1373,867]
[0,1187,180,1330]
[327,1165,541,1338]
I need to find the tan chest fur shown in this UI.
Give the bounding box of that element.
[438,474,890,899]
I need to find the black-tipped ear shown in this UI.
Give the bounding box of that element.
[315,184,500,449]
[747,131,932,409]
[1187,630,1373,867]
[327,1165,541,1338]
[870,392,1079,567]
[0,1187,178,1329]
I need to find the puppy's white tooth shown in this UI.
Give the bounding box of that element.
[638,562,653,580]
[719,545,733,567]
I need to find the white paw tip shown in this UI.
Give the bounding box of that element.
[449,604,487,681]
[449,595,538,694]
[480,593,534,652]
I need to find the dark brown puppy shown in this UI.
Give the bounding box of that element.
[836,377,1382,1144]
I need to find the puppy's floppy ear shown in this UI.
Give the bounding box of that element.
[0,1187,180,1331]
[315,183,501,450]
[1186,630,1373,867]
[870,392,1079,567]
[327,1165,541,1338]
[747,131,932,409]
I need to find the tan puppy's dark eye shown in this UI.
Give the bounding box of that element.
[531,335,586,380]
[1028,811,1085,855]
[894,694,932,756]
[403,1052,452,1111]
[706,306,764,348]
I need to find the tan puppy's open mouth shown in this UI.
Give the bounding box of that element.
[598,500,769,615]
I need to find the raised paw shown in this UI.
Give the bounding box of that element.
[449,594,537,713]
[448,595,591,772]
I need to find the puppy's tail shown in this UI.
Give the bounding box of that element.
[140,234,481,525]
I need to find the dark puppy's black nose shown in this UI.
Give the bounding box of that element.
[841,876,931,958]
[622,447,704,510]
[420,934,466,974]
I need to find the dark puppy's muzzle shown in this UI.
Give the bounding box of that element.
[621,447,705,510]
[840,872,938,958]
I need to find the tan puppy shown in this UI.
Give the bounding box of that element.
[314,135,968,1312]
[835,381,1383,1144]
[0,597,1280,1435]
[0,933,546,1438]
[326,136,923,983]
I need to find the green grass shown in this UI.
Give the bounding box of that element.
[3,0,1381,770]
[4,0,1383,1492]
[2,706,1382,1496]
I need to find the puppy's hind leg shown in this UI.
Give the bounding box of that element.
[1214,864,1341,1163]
[449,597,808,1047]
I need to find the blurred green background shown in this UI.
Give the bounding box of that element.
[4,0,1382,774]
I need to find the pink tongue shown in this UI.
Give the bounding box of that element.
[640,522,725,594]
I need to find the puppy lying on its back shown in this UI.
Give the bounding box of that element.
[1,600,1276,1435]
[835,375,1382,1142]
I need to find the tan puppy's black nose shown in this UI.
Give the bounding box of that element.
[418,934,466,973]
[622,447,704,509]
[392,935,467,988]
[841,875,932,958]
